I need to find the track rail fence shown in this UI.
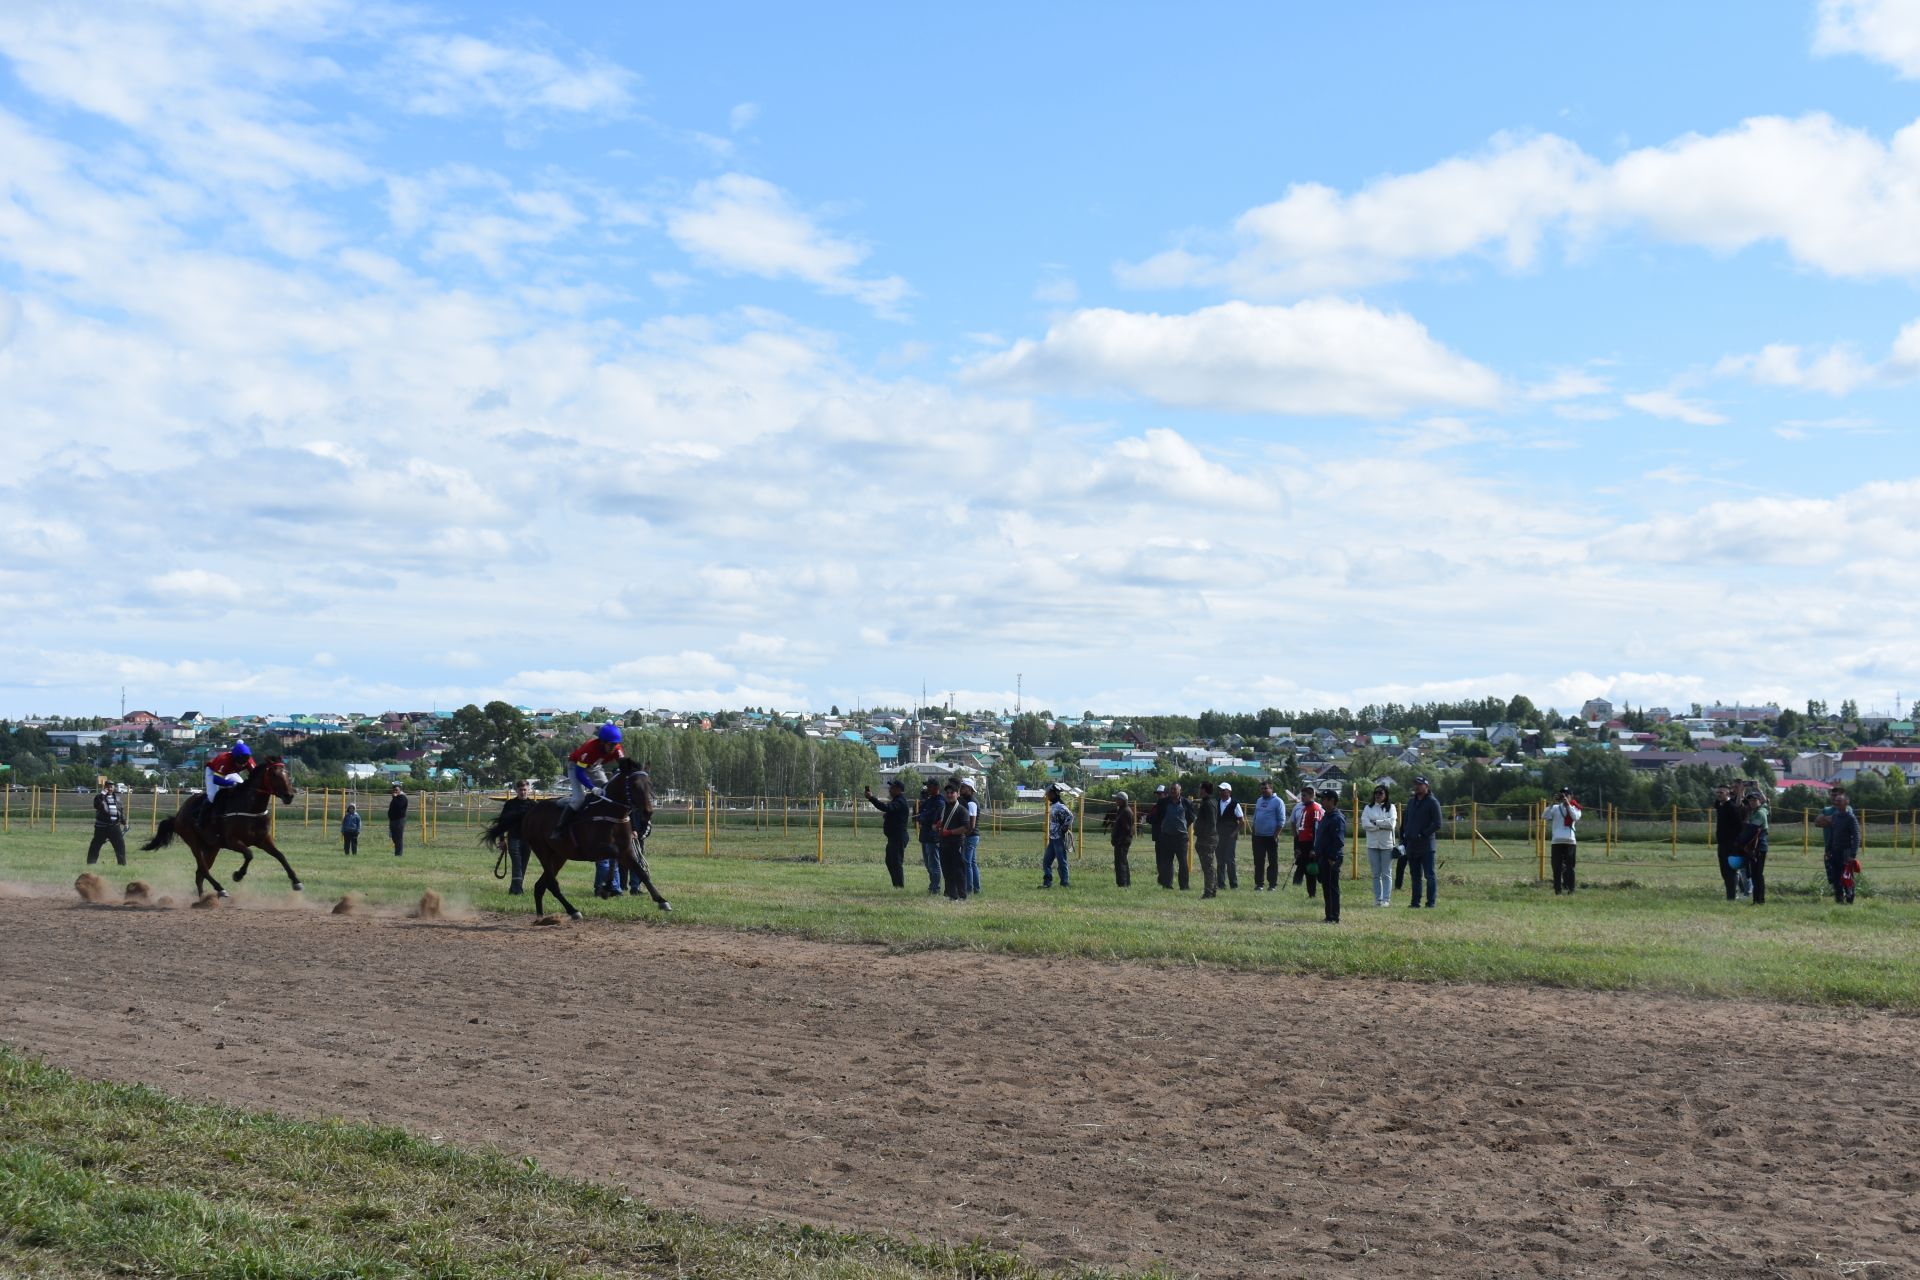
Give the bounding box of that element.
[6,786,1917,879]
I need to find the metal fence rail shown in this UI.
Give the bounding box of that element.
[8,787,1916,878]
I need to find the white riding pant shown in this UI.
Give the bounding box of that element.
[568,764,608,809]
[204,770,244,803]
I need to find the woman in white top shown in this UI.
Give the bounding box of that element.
[1361,784,1399,907]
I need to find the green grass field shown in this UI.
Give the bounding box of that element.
[0,1047,1150,1280]
[4,798,1918,1009]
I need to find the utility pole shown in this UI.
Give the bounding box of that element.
[1016,673,1022,716]
[120,686,125,718]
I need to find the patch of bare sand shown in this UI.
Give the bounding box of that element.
[0,899,1915,1278]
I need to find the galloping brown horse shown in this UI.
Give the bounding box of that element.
[481,761,648,921]
[141,758,301,898]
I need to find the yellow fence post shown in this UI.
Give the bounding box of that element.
[304,788,311,826]
[1537,801,1546,882]
[704,790,713,858]
[419,794,428,848]
[816,792,825,863]
[1076,790,1086,866]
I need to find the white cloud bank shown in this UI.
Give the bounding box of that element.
[1815,0,1920,77]
[1120,115,1920,293]
[965,299,1504,416]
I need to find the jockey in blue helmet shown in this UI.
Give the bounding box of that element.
[558,722,625,831]
[199,740,254,830]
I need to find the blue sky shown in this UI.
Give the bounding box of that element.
[2,0,1918,718]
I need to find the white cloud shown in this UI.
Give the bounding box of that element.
[964,299,1504,417]
[1623,390,1727,425]
[0,0,1916,720]
[1120,114,1920,292]
[389,33,638,118]
[729,101,759,132]
[151,569,245,601]
[1815,0,1920,76]
[666,174,909,315]
[1714,316,1920,395]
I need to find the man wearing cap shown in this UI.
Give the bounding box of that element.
[959,776,984,895]
[87,780,128,868]
[1402,776,1442,907]
[938,779,975,900]
[915,778,945,894]
[1214,782,1245,890]
[1545,787,1582,895]
[1312,785,1347,923]
[387,783,409,857]
[864,779,912,889]
[1192,781,1220,898]
[1040,784,1074,888]
[1150,782,1194,890]
[1250,779,1287,891]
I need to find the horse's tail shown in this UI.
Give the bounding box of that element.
[141,818,177,852]
[479,809,520,853]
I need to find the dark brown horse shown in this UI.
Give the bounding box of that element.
[141,758,301,898]
[481,760,652,920]
[603,759,670,911]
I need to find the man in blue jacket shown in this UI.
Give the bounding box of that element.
[1312,785,1346,923]
[1401,776,1442,908]
[915,778,945,894]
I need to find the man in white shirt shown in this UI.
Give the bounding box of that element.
[1545,787,1581,894]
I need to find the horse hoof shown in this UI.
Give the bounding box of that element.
[232,870,247,882]
[217,890,229,900]
[568,910,583,922]
[658,901,672,912]
[291,883,303,892]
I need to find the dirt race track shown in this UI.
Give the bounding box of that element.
[3,894,1918,1279]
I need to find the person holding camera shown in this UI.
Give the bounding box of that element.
[1545,787,1581,894]
[864,779,912,888]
